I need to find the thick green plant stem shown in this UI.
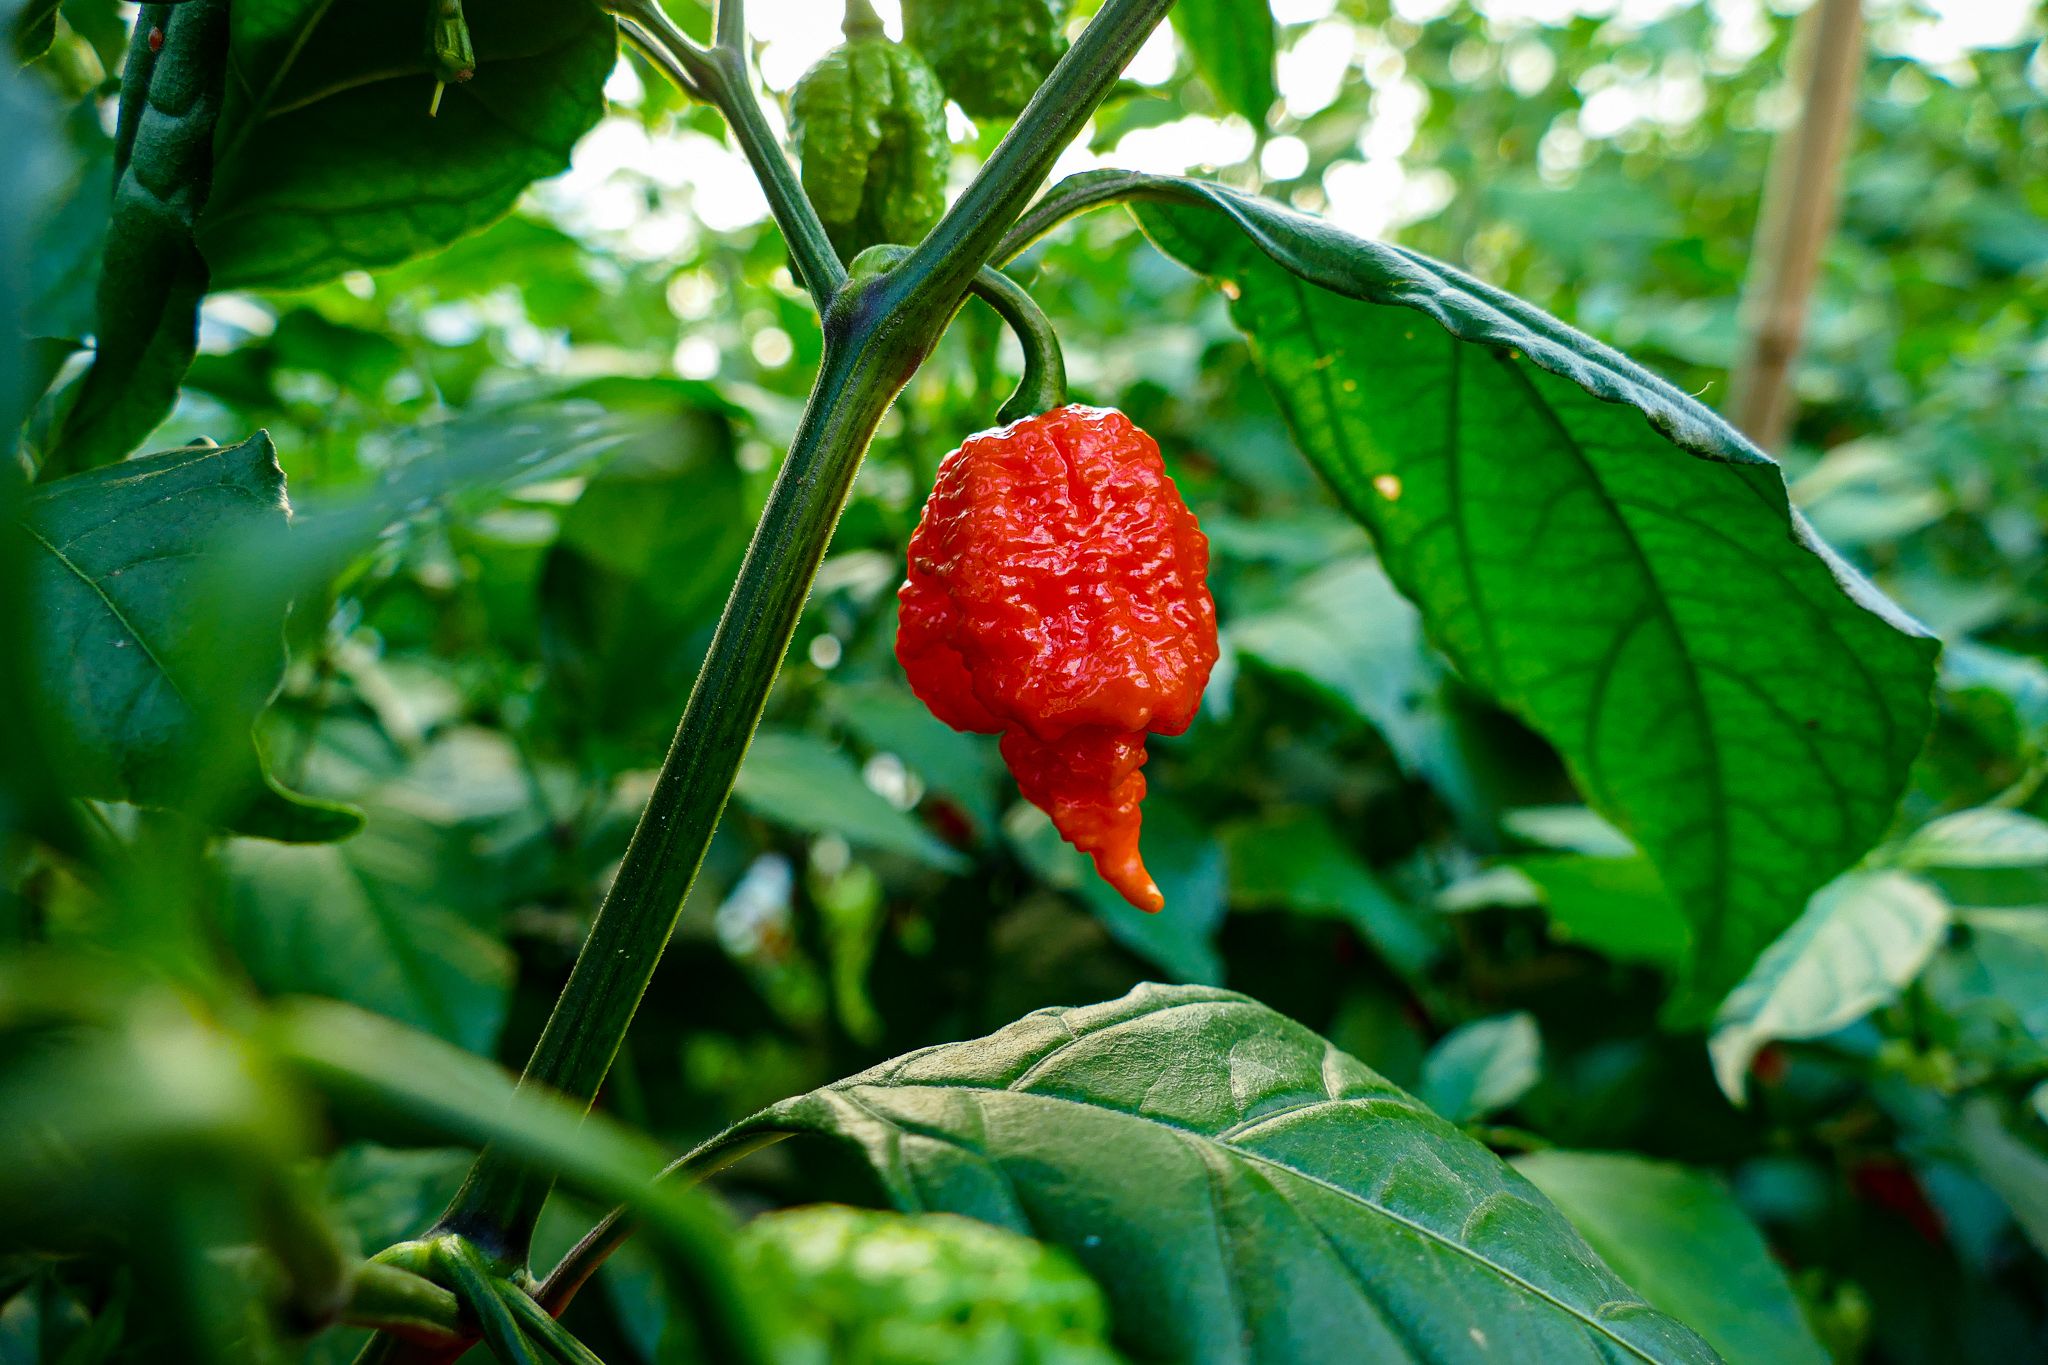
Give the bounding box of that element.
[856,246,1067,421]
[890,0,1174,322]
[842,0,883,40]
[429,0,1174,1270]
[714,0,744,52]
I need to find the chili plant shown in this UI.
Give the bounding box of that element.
[7,0,2044,1362]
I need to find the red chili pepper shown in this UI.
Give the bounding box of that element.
[897,405,1217,911]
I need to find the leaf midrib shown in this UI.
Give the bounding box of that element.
[833,1079,1672,1364]
[22,520,189,708]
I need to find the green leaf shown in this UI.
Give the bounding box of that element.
[1226,558,1490,827]
[1419,1011,1542,1123]
[1708,871,1950,1102]
[1899,807,2048,870]
[735,729,968,873]
[44,0,228,475]
[1515,854,1690,969]
[539,403,749,753]
[1513,1152,1830,1365]
[1169,0,1276,122]
[1115,172,1938,1000]
[10,0,61,63]
[703,983,1721,1365]
[1005,799,1226,984]
[1222,807,1442,979]
[321,1144,472,1256]
[1503,805,1635,858]
[197,0,615,291]
[18,434,361,840]
[218,834,514,1054]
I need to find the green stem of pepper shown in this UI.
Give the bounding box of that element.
[841,0,883,41]
[426,0,475,117]
[976,266,1069,423]
[854,246,1067,422]
[423,0,1173,1272]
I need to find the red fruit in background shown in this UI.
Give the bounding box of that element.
[897,405,1217,911]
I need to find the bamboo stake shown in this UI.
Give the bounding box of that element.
[1727,0,1865,451]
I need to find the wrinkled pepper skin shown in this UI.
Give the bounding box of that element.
[790,37,950,259]
[897,406,1217,911]
[904,0,1069,119]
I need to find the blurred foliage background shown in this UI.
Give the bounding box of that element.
[5,0,2048,1361]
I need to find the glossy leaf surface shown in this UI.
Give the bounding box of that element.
[709,983,1722,1365]
[199,0,614,290]
[1107,171,1938,999]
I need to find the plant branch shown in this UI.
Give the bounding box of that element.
[433,0,1168,1272]
[714,0,744,52]
[856,247,1067,421]
[536,1134,788,1318]
[606,0,846,309]
[433,321,905,1258]
[888,0,1175,320]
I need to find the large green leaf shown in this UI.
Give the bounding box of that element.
[1513,1152,1829,1365]
[18,434,359,839]
[1099,171,1938,1000]
[1708,870,1949,1102]
[198,0,615,291]
[702,983,1721,1365]
[1169,0,1276,123]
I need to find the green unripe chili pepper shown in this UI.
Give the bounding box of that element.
[903,0,1069,120]
[789,14,950,260]
[426,0,475,117]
